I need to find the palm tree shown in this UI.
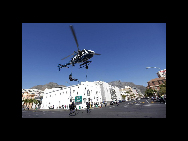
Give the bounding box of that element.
[28,99,33,109]
[24,99,29,107]
[29,99,33,104]
[33,99,39,109]
[33,99,39,105]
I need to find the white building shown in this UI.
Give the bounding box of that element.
[41,81,122,110]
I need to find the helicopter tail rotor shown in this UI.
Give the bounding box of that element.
[94,53,101,55]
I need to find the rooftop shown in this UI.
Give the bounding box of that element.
[148,77,166,83]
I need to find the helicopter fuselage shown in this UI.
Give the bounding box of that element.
[58,49,95,70]
[71,49,94,64]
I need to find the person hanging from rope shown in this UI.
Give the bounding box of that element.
[69,73,78,81]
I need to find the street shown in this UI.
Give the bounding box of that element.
[22,99,166,118]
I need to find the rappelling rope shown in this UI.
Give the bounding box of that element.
[86,68,88,81]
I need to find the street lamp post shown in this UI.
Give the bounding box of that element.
[146,67,161,70]
[146,67,162,78]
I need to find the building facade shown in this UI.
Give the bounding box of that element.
[146,77,166,91]
[41,81,122,110]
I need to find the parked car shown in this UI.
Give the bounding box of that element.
[118,100,122,103]
[110,101,114,105]
[122,100,126,102]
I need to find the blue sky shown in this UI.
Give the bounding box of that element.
[22,23,166,88]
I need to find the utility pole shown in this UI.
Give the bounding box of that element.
[146,67,161,70]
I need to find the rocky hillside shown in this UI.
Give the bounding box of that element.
[30,81,146,94]
[30,82,66,91]
[108,80,146,94]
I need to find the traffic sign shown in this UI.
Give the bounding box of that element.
[75,96,82,102]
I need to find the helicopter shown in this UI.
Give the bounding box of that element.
[58,25,100,71]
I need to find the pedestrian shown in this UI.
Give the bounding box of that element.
[65,105,66,109]
[101,102,102,108]
[69,102,76,115]
[105,102,107,107]
[86,102,90,113]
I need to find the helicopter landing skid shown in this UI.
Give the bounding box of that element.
[80,61,92,69]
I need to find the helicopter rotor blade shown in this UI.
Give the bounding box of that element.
[61,52,75,60]
[70,25,79,51]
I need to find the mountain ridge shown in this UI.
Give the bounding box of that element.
[30,82,66,91]
[30,81,146,94]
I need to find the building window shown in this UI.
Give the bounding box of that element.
[60,93,61,95]
[87,90,90,96]
[50,95,51,97]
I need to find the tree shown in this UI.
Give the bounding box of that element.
[24,99,29,107]
[29,99,33,105]
[28,99,33,108]
[145,89,156,97]
[158,81,166,96]
[121,94,126,100]
[33,99,39,105]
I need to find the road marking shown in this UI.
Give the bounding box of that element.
[135,104,140,105]
[146,100,149,104]
[109,107,112,108]
[143,104,151,106]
